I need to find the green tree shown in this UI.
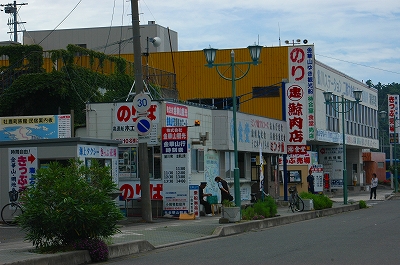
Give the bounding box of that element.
[17,159,124,251]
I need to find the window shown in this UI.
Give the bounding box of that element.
[149,146,161,179]
[187,97,239,111]
[279,170,302,183]
[191,149,204,172]
[252,85,280,98]
[118,147,137,178]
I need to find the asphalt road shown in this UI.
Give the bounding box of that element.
[98,200,400,265]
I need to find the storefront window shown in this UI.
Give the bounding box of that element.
[118,147,137,178]
[119,146,161,179]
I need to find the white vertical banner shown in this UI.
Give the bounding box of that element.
[8,147,38,193]
[286,82,308,145]
[288,45,315,141]
[319,146,343,189]
[388,94,399,144]
[310,164,323,193]
[162,154,188,216]
[161,126,189,216]
[189,185,200,217]
[259,143,264,191]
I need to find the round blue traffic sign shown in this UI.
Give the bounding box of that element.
[136,117,152,136]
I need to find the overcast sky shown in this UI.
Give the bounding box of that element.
[1,0,399,85]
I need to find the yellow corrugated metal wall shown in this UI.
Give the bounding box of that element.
[134,46,288,120]
[15,46,288,120]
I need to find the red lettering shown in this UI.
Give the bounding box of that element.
[151,184,163,200]
[291,66,305,81]
[290,48,305,63]
[120,183,164,200]
[116,105,131,122]
[120,183,134,199]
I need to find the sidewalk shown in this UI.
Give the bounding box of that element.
[0,187,394,265]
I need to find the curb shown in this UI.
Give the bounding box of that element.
[3,250,91,265]
[214,204,359,236]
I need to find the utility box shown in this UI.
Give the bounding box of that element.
[303,199,314,211]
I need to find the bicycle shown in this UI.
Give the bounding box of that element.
[288,186,304,213]
[1,189,24,226]
[245,190,270,209]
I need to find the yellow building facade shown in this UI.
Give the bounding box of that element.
[120,46,289,120]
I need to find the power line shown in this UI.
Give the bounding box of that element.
[316,53,400,75]
[38,0,82,45]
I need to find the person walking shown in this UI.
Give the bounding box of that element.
[370,173,378,200]
[215,176,232,203]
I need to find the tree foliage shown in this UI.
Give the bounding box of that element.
[0,65,134,126]
[17,159,124,251]
[368,80,400,157]
[0,45,135,127]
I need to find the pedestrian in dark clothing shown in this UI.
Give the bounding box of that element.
[215,176,232,203]
[307,170,315,193]
[199,182,212,216]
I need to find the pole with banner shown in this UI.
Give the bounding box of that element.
[259,143,264,200]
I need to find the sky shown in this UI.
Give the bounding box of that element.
[0,0,399,85]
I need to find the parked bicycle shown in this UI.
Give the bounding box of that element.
[288,186,304,213]
[1,188,24,225]
[245,190,270,209]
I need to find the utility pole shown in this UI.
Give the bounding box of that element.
[0,1,27,42]
[130,0,152,222]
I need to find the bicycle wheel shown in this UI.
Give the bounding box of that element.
[1,203,23,226]
[294,195,304,212]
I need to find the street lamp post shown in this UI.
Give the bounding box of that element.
[203,45,262,207]
[323,90,362,205]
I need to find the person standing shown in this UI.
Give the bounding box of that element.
[353,174,358,186]
[215,176,232,203]
[199,182,212,216]
[370,173,378,200]
[307,170,315,194]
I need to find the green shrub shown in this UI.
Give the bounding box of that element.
[242,196,277,220]
[359,200,367,209]
[17,159,124,258]
[222,199,235,207]
[299,192,333,210]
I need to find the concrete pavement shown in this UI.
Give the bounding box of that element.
[0,186,394,265]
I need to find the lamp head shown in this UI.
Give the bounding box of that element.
[323,91,333,103]
[248,44,262,64]
[379,110,387,119]
[150,37,161,47]
[203,46,217,67]
[353,90,362,102]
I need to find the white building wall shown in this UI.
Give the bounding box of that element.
[314,60,379,149]
[23,22,178,54]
